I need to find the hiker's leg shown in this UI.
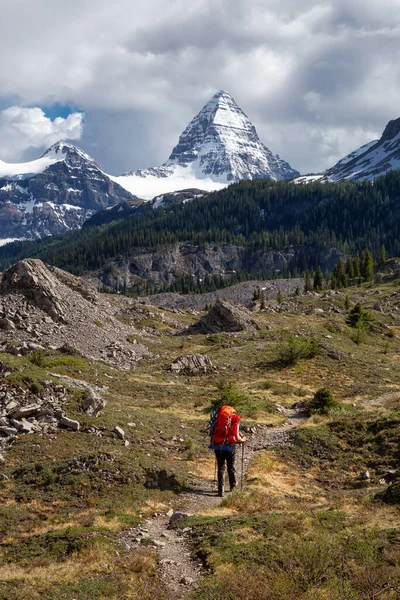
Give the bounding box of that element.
[227,446,237,490]
[216,451,226,496]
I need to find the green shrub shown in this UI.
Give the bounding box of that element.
[277,335,319,366]
[307,387,338,415]
[210,382,248,412]
[346,302,374,330]
[28,349,46,367]
[186,438,195,461]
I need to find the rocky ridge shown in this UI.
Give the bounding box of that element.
[97,242,341,291]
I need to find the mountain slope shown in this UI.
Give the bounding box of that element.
[112,91,299,199]
[2,173,400,291]
[295,117,400,184]
[0,142,138,241]
[325,118,400,182]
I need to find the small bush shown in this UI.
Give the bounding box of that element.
[346,302,374,330]
[210,382,249,412]
[28,349,46,367]
[307,387,338,415]
[277,335,319,366]
[186,438,195,461]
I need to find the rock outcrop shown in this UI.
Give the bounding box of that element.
[186,299,260,334]
[169,354,215,375]
[0,259,151,369]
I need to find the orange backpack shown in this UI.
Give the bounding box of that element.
[212,405,240,445]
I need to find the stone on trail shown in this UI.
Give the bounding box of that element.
[169,511,191,525]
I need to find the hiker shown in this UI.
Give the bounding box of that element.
[209,405,247,497]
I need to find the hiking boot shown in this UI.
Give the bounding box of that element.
[230,483,237,492]
[218,491,224,497]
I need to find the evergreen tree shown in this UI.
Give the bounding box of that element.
[346,258,355,279]
[260,294,266,310]
[353,256,361,277]
[313,265,323,291]
[379,245,387,266]
[361,250,374,281]
[345,293,350,310]
[294,286,300,296]
[304,270,312,293]
[277,290,284,303]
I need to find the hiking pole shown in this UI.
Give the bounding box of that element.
[214,453,217,490]
[241,443,245,491]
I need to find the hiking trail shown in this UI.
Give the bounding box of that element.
[120,407,305,599]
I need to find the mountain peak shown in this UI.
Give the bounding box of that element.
[380,117,400,143]
[114,90,299,199]
[42,142,94,163]
[165,91,298,182]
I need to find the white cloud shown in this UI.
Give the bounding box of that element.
[0,0,400,173]
[0,107,84,162]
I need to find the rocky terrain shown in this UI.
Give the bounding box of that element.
[0,259,398,600]
[0,259,150,369]
[147,277,304,310]
[97,242,341,291]
[0,142,138,241]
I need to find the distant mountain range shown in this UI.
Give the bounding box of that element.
[0,142,137,243]
[1,92,400,244]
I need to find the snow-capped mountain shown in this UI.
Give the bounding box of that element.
[0,142,137,241]
[325,118,400,182]
[295,117,400,184]
[112,91,299,199]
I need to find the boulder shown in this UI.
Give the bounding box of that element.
[0,426,18,436]
[0,259,70,323]
[59,415,80,431]
[81,392,106,416]
[169,512,191,525]
[169,354,215,375]
[9,404,42,419]
[187,299,260,334]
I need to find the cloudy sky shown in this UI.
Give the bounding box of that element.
[1,0,400,175]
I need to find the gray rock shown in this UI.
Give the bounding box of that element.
[169,511,191,525]
[9,404,42,419]
[361,470,370,480]
[180,576,194,585]
[59,415,80,431]
[114,426,125,440]
[81,392,106,416]
[187,299,261,334]
[0,318,15,330]
[169,353,215,375]
[0,453,5,463]
[0,426,18,436]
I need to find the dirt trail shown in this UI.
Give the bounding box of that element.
[120,408,305,599]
